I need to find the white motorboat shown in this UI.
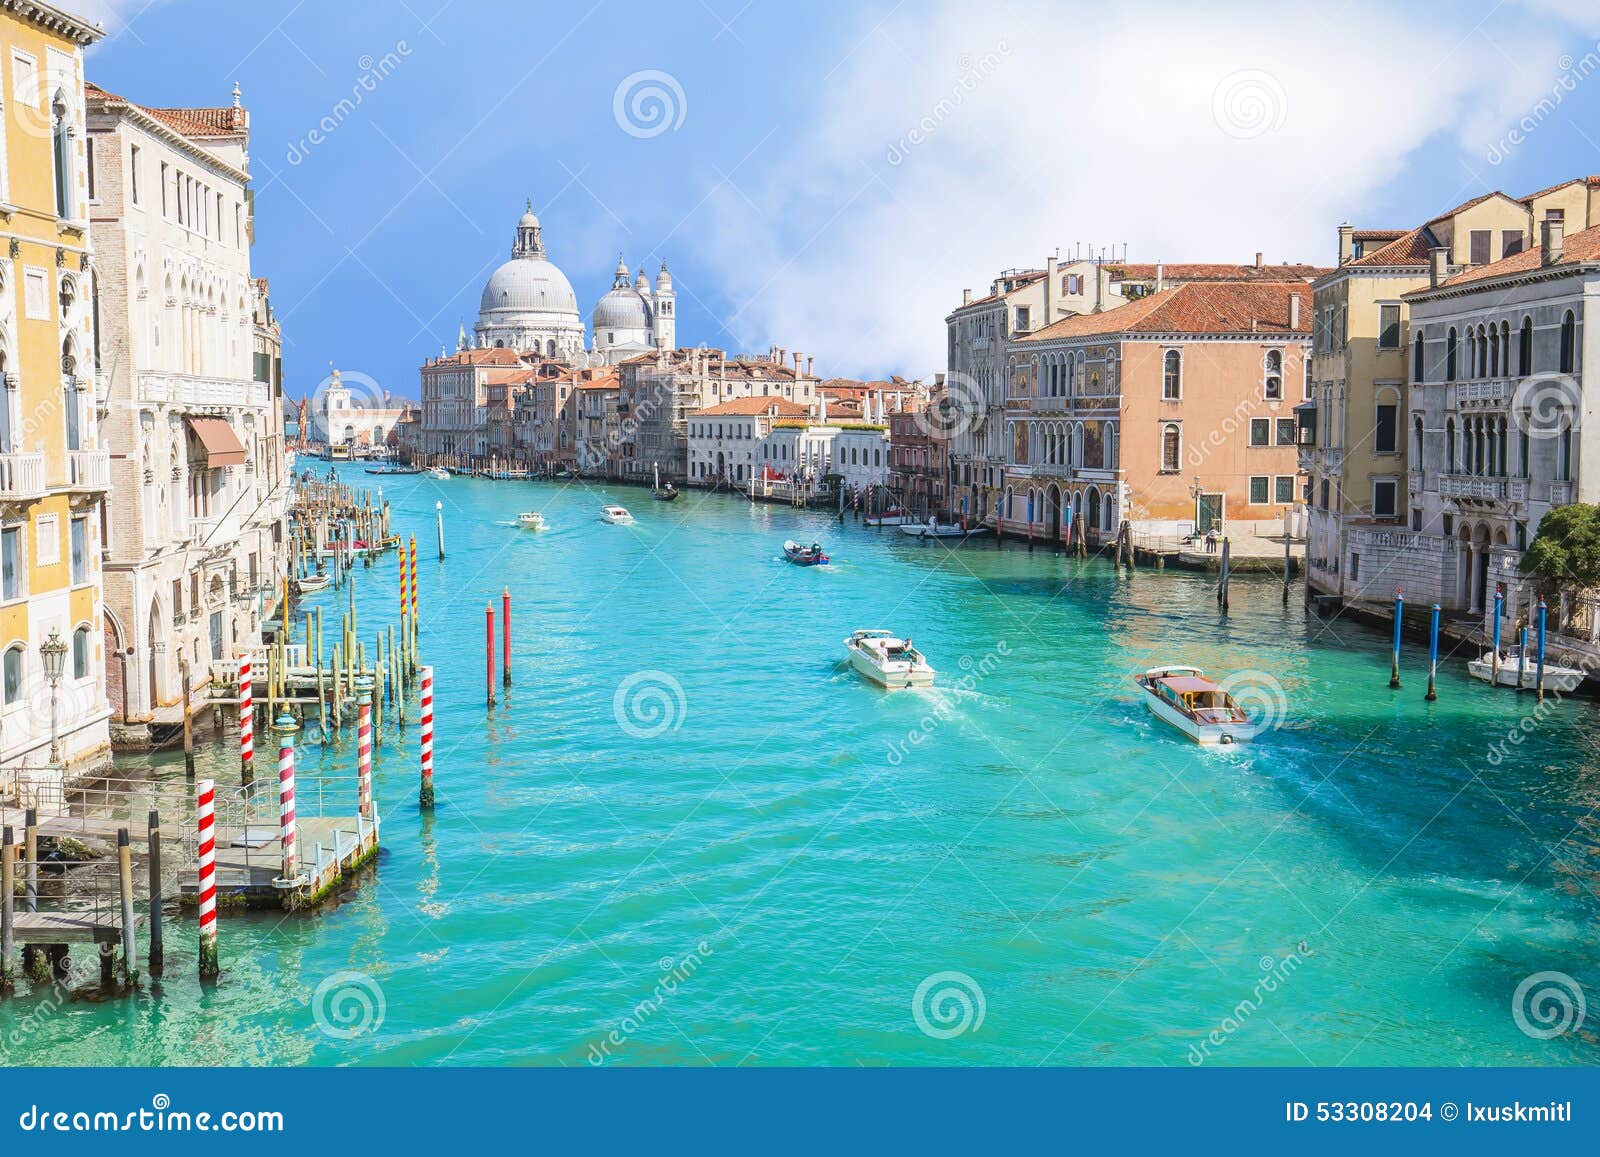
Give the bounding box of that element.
[898,516,967,539]
[844,628,934,688]
[427,467,450,480]
[865,505,915,527]
[600,504,635,525]
[1135,665,1254,745]
[517,512,547,530]
[294,572,331,594]
[1467,647,1585,692]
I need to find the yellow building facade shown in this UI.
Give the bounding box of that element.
[0,1,108,792]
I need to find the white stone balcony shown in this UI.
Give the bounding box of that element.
[1450,379,1513,409]
[1440,473,1507,500]
[64,449,110,493]
[0,452,46,501]
[136,371,270,411]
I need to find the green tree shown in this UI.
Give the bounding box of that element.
[1521,503,1600,590]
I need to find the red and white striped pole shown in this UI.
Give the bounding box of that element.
[485,603,496,707]
[419,665,435,808]
[237,654,253,774]
[276,713,300,884]
[355,676,374,819]
[196,778,219,978]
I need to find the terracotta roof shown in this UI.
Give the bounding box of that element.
[694,397,812,418]
[1352,229,1406,242]
[1432,222,1600,289]
[1106,262,1328,283]
[1018,281,1311,342]
[86,82,246,138]
[1424,191,1514,225]
[1348,226,1436,267]
[425,348,527,367]
[1519,176,1600,202]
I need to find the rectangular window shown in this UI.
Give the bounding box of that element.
[1374,403,1398,453]
[70,516,87,584]
[1502,229,1523,257]
[34,513,59,566]
[1249,418,1270,446]
[1275,475,1295,503]
[130,144,141,204]
[1250,475,1270,504]
[1469,230,1491,265]
[1276,418,1296,446]
[85,137,96,202]
[1378,304,1400,349]
[1,526,22,601]
[1412,507,1422,532]
[1373,479,1398,518]
[161,161,169,216]
[1351,554,1360,583]
[11,51,38,104]
[23,268,48,319]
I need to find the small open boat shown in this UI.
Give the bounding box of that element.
[600,504,635,525]
[1467,647,1585,692]
[366,465,421,475]
[1136,665,1252,745]
[295,572,331,594]
[427,467,450,481]
[865,505,915,527]
[845,628,934,688]
[899,516,967,539]
[652,465,679,502]
[518,512,547,531]
[784,539,829,566]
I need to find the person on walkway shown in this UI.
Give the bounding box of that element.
[1205,529,1218,554]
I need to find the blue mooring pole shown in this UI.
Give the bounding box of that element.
[1517,625,1529,692]
[1491,587,1504,686]
[1425,603,1441,702]
[1536,597,1548,702]
[1389,588,1404,689]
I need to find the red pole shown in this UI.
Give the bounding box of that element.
[502,587,512,687]
[485,604,496,707]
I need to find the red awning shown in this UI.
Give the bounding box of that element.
[186,417,247,467]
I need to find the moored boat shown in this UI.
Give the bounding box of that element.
[518,512,547,530]
[1135,665,1252,745]
[600,504,635,525]
[294,572,331,594]
[783,539,829,566]
[865,505,914,527]
[1467,647,1585,692]
[898,516,967,538]
[844,628,934,688]
[427,467,450,480]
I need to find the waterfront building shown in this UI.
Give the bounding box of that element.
[1010,281,1310,544]
[888,400,948,517]
[314,366,413,454]
[88,79,290,739]
[686,396,811,485]
[756,420,838,500]
[0,2,107,787]
[1302,181,1600,603]
[573,369,621,476]
[1333,219,1599,637]
[418,346,531,458]
[833,421,891,496]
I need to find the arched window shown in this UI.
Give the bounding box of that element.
[1413,335,1425,383]
[51,96,72,219]
[72,624,90,680]
[2,644,22,704]
[1466,328,1476,377]
[1519,316,1534,375]
[1559,418,1574,482]
[1446,417,1456,472]
[1446,327,1458,381]
[1413,414,1424,462]
[1264,349,1282,399]
[1162,349,1181,400]
[1488,326,1499,377]
[1477,324,1488,378]
[1160,423,1180,472]
[1560,310,1577,374]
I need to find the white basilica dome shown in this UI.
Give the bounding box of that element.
[479,256,580,316]
[474,202,587,357]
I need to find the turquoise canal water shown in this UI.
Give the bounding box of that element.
[8,465,1600,1066]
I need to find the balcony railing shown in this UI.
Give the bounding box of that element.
[64,449,111,492]
[1450,379,1512,408]
[1440,473,1507,500]
[0,452,46,500]
[136,372,270,410]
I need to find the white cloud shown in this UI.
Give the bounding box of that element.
[699,0,1593,377]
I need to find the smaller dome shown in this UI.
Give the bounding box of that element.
[656,260,672,290]
[634,268,649,292]
[594,287,650,330]
[519,198,539,230]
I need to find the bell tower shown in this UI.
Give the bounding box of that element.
[654,260,676,350]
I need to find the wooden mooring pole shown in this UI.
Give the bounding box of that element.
[1389,589,1404,690]
[486,603,496,708]
[117,828,137,988]
[24,808,37,913]
[147,809,164,976]
[503,587,512,688]
[1,826,14,992]
[181,660,195,776]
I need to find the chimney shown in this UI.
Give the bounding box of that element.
[1155,262,1165,294]
[806,355,813,377]
[1429,245,1450,288]
[963,288,972,305]
[1045,254,1057,320]
[793,351,802,371]
[1338,222,1354,266]
[1542,217,1566,266]
[1289,292,1301,331]
[1254,251,1264,269]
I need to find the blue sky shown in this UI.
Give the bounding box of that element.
[82,0,1600,399]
